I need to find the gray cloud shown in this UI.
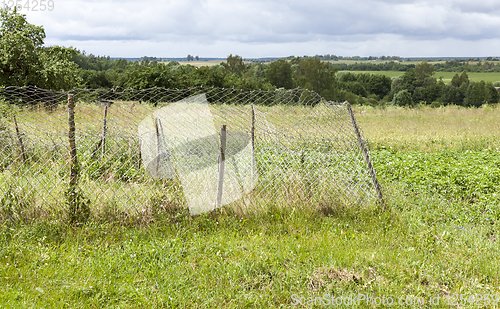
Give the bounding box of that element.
[21,0,500,57]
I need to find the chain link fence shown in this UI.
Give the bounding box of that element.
[0,86,382,221]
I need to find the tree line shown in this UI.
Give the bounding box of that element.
[0,8,498,108]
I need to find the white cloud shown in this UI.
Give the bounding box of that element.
[18,0,500,57]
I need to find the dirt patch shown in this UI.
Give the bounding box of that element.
[308,267,365,292]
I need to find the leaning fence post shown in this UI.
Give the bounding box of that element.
[215,124,227,209]
[13,115,26,164]
[251,104,256,183]
[100,102,109,158]
[346,102,385,206]
[68,93,78,188]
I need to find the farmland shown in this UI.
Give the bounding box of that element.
[341,70,500,84]
[1,103,499,307]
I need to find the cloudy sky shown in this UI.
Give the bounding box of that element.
[19,0,500,58]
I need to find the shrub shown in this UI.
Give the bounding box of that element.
[392,90,414,107]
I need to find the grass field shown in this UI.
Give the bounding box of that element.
[1,104,500,307]
[173,60,223,67]
[355,104,500,151]
[342,70,500,84]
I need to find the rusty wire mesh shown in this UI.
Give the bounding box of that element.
[0,86,381,219]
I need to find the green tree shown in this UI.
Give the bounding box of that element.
[221,54,247,77]
[0,8,79,90]
[392,89,414,107]
[451,70,469,87]
[465,81,499,107]
[0,7,44,87]
[38,45,80,90]
[451,73,460,87]
[266,59,293,89]
[465,81,486,107]
[366,74,392,97]
[294,57,337,100]
[414,62,434,85]
[485,82,500,103]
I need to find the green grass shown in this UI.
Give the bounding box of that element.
[355,104,500,152]
[1,104,500,307]
[1,196,499,307]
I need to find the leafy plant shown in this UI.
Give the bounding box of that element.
[0,184,34,223]
[373,149,500,223]
[65,187,91,224]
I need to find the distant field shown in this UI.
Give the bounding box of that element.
[341,70,500,84]
[165,60,222,67]
[327,59,449,65]
[434,72,500,84]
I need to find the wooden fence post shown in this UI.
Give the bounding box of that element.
[100,103,109,158]
[154,117,163,176]
[251,104,256,183]
[13,115,26,164]
[346,102,385,206]
[215,124,227,209]
[68,93,78,188]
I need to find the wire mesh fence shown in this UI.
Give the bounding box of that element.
[0,86,382,221]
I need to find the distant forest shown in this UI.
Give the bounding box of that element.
[68,52,500,107]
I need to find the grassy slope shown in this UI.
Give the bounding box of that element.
[1,106,500,307]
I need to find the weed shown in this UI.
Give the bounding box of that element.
[65,187,91,224]
[0,184,35,223]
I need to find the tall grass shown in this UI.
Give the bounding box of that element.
[356,104,500,152]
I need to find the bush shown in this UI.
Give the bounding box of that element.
[392,90,414,107]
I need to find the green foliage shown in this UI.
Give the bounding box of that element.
[79,70,113,89]
[374,149,500,219]
[412,81,444,104]
[0,184,34,223]
[265,59,293,89]
[366,74,392,97]
[0,8,80,90]
[221,54,247,77]
[294,57,337,100]
[440,83,467,105]
[451,70,469,87]
[65,187,91,224]
[0,97,13,118]
[392,89,414,107]
[465,81,500,107]
[38,46,81,90]
[414,61,434,83]
[0,7,44,87]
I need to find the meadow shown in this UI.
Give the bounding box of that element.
[1,103,500,307]
[344,71,500,84]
